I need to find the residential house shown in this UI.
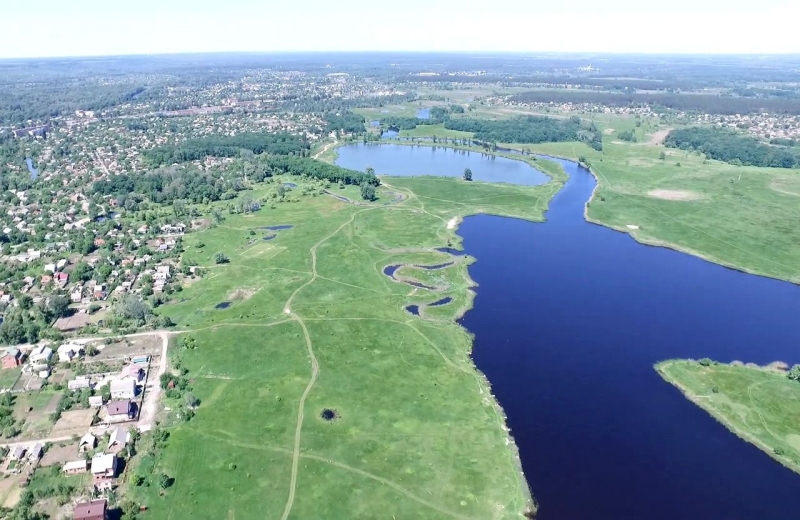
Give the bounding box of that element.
[89,395,104,408]
[119,364,143,382]
[9,446,25,460]
[73,498,108,520]
[28,345,53,366]
[109,379,135,400]
[55,272,69,287]
[63,459,89,475]
[44,263,56,274]
[106,400,133,421]
[57,343,83,363]
[68,376,91,391]
[90,453,118,479]
[107,427,130,453]
[28,444,43,461]
[79,433,97,453]
[1,348,22,369]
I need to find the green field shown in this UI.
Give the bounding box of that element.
[129,164,567,518]
[0,368,21,390]
[656,360,800,474]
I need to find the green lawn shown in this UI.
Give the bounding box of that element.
[656,360,800,474]
[130,172,554,518]
[0,368,21,390]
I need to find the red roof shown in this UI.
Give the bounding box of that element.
[74,499,107,520]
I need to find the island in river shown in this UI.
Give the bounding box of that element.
[657,359,800,475]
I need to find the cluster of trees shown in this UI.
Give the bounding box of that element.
[0,81,146,125]
[380,106,454,131]
[664,127,800,168]
[509,90,800,115]
[263,156,380,186]
[93,165,245,204]
[0,295,72,345]
[325,111,366,134]
[617,130,637,142]
[444,116,602,150]
[0,393,20,438]
[143,132,309,167]
[104,295,173,331]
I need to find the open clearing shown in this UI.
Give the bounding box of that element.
[128,161,564,519]
[656,360,800,475]
[647,189,705,201]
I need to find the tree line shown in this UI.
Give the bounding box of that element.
[509,90,800,115]
[143,132,309,167]
[664,127,800,168]
[444,115,603,150]
[325,111,366,134]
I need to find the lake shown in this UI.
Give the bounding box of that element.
[337,144,800,519]
[336,143,549,186]
[417,107,430,119]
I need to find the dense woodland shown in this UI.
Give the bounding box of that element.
[143,132,309,167]
[665,127,800,168]
[93,156,377,205]
[325,111,366,134]
[509,90,800,115]
[0,82,146,125]
[445,116,603,150]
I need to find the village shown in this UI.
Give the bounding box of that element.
[0,333,165,519]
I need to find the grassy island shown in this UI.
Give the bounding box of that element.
[656,359,800,474]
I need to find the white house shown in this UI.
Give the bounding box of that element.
[89,395,104,408]
[28,345,53,365]
[68,376,91,391]
[57,343,83,363]
[44,263,56,274]
[79,432,97,453]
[90,453,118,478]
[110,379,136,400]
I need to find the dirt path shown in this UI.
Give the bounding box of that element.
[137,330,171,429]
[312,140,336,160]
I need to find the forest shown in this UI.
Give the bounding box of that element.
[664,127,800,168]
[325,111,366,134]
[444,116,603,149]
[509,90,800,115]
[0,82,147,125]
[93,155,377,205]
[143,132,309,167]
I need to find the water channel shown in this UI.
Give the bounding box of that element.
[336,144,800,520]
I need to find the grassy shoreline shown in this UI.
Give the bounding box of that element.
[656,359,800,475]
[128,163,555,518]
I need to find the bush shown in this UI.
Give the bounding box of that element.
[214,252,229,264]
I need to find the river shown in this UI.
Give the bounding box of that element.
[336,145,800,519]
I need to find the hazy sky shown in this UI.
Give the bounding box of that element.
[3,0,799,58]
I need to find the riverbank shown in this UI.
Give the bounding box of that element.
[656,359,800,476]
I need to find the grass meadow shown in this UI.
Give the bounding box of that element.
[130,172,554,518]
[656,360,800,475]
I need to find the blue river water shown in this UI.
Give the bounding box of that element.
[337,144,800,520]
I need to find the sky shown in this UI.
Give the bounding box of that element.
[3,0,799,59]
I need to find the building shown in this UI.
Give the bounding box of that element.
[89,395,104,408]
[119,364,143,382]
[10,446,25,460]
[68,376,91,391]
[79,432,97,453]
[73,499,107,520]
[90,453,117,479]
[63,459,89,475]
[109,378,135,399]
[1,348,22,369]
[57,343,83,363]
[28,444,43,461]
[28,345,53,365]
[108,427,130,453]
[106,400,133,421]
[132,355,150,366]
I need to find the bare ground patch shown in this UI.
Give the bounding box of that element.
[228,287,259,301]
[603,128,615,135]
[50,409,96,437]
[647,189,705,201]
[648,128,672,146]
